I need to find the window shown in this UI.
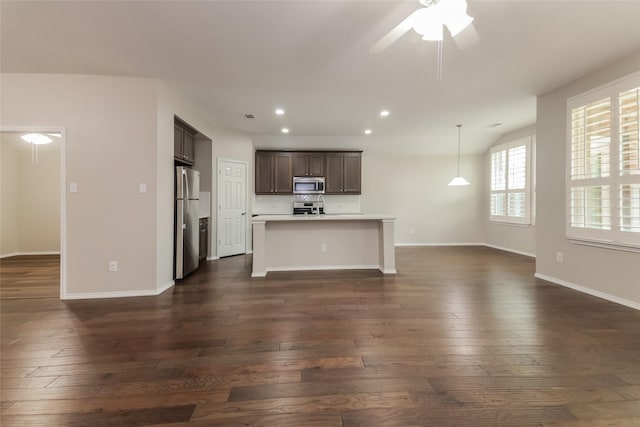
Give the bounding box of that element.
[567,71,640,249]
[490,137,533,225]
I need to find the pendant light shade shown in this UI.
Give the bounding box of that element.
[448,124,470,186]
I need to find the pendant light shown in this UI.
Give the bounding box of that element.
[448,124,470,186]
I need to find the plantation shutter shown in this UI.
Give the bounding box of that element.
[566,71,640,249]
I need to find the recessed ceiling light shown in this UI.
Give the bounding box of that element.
[281,128,289,134]
[380,110,390,117]
[364,129,372,135]
[21,133,52,145]
[275,108,285,116]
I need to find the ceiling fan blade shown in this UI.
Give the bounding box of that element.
[452,22,479,50]
[369,9,420,54]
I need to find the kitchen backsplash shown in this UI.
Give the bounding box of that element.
[253,194,361,215]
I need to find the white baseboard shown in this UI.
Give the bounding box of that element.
[1,251,61,259]
[393,243,535,258]
[253,264,382,278]
[156,281,175,295]
[535,273,640,311]
[0,253,19,259]
[62,283,175,301]
[267,264,380,273]
[206,256,219,261]
[246,250,253,255]
[395,243,484,247]
[62,290,158,300]
[484,244,535,258]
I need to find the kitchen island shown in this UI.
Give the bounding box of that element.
[250,214,396,277]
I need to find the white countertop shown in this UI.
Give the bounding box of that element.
[251,213,395,222]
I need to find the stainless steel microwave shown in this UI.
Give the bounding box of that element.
[293,176,325,194]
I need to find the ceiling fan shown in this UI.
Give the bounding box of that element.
[370,0,478,54]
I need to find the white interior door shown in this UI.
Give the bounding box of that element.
[217,160,247,257]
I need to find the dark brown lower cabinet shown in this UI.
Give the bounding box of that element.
[199,218,208,263]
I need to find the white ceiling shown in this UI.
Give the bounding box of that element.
[1,0,640,155]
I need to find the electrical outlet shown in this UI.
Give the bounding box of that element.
[321,243,327,252]
[556,252,564,263]
[108,260,118,272]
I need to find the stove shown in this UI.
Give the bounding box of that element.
[293,201,324,215]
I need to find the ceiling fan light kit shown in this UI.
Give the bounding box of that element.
[412,8,444,41]
[415,0,473,40]
[370,0,476,53]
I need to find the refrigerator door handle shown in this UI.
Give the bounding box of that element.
[184,169,190,218]
[183,198,187,229]
[184,169,190,201]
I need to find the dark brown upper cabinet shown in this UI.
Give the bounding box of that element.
[174,118,196,165]
[255,151,293,194]
[292,152,325,177]
[325,152,361,195]
[255,150,360,195]
[255,151,275,194]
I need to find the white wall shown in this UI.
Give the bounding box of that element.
[1,74,159,297]
[536,52,640,306]
[484,124,536,256]
[0,139,20,256]
[18,143,60,254]
[361,152,485,245]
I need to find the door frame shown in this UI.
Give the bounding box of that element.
[0,125,67,300]
[216,158,249,258]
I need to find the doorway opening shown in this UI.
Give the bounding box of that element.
[0,127,66,299]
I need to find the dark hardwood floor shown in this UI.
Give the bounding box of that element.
[1,247,640,426]
[0,255,60,299]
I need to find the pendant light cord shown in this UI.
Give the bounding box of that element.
[456,124,462,176]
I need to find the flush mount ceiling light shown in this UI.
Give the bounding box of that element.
[21,133,54,166]
[448,124,470,186]
[281,128,289,134]
[370,0,477,54]
[275,108,285,116]
[380,110,390,117]
[21,133,52,145]
[364,129,373,135]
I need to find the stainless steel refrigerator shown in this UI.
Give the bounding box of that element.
[175,166,200,279]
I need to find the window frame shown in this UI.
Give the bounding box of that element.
[490,136,533,225]
[566,70,640,251]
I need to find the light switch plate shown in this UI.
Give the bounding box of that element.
[69,182,78,193]
[139,183,147,193]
